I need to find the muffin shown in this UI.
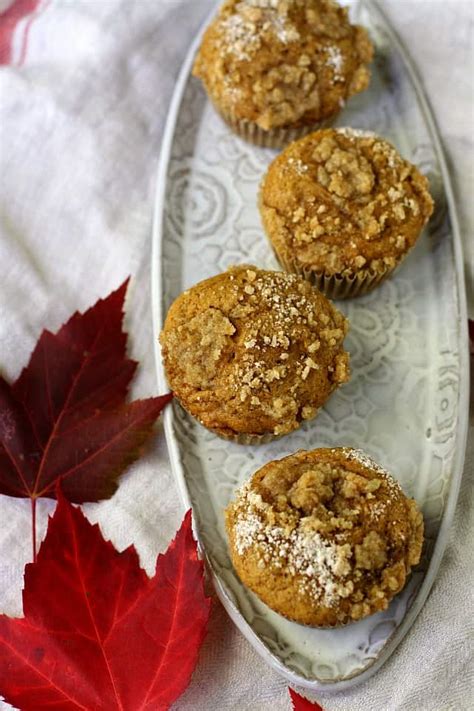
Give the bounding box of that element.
[159,266,350,443]
[259,127,435,297]
[226,447,424,627]
[193,0,373,148]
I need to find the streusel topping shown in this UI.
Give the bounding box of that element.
[226,447,424,626]
[160,266,350,439]
[193,0,373,129]
[260,128,434,276]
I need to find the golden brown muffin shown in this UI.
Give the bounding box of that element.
[159,266,350,443]
[260,128,434,297]
[226,447,424,626]
[193,0,373,148]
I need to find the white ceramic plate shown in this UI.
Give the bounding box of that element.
[151,0,469,691]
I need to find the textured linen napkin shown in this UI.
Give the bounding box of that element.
[0,1,472,709]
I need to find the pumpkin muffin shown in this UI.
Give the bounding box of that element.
[193,0,373,148]
[226,447,424,626]
[259,127,434,297]
[159,266,350,443]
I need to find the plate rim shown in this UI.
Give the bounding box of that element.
[151,0,470,692]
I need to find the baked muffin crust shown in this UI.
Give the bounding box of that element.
[160,266,350,440]
[260,128,434,280]
[193,0,373,131]
[226,447,424,626]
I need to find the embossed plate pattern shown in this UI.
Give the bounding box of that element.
[152,0,469,691]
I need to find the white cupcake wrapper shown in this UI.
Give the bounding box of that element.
[278,251,404,299]
[208,428,281,445]
[214,103,333,149]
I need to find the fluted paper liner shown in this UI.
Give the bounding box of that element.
[276,250,404,299]
[208,428,281,445]
[214,103,333,150]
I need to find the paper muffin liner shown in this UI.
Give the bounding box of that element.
[176,399,281,445]
[275,250,403,299]
[214,103,332,149]
[208,427,281,445]
[175,397,281,445]
[207,408,322,444]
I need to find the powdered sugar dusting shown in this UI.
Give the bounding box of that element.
[223,81,244,105]
[287,157,309,175]
[223,14,261,61]
[271,14,300,43]
[336,127,377,139]
[345,448,388,472]
[326,45,344,81]
[234,512,262,553]
[223,267,348,424]
[223,1,300,61]
[369,501,387,521]
[233,484,354,606]
[246,0,280,7]
[343,448,402,497]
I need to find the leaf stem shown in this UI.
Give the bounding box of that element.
[31,498,37,563]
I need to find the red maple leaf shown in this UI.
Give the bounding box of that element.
[289,688,324,710]
[0,280,172,556]
[0,492,211,710]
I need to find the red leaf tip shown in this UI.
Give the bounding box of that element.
[289,688,324,711]
[112,276,131,310]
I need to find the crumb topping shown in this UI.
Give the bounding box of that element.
[193,0,373,129]
[160,266,350,438]
[171,307,236,388]
[260,128,434,276]
[222,0,301,63]
[326,45,344,81]
[234,482,354,605]
[226,447,424,625]
[229,269,349,418]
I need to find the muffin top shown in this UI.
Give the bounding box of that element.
[260,128,434,277]
[193,0,373,130]
[159,266,350,439]
[226,447,424,626]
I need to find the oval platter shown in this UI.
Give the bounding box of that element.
[151,0,469,691]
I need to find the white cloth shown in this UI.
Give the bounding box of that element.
[0,1,472,709]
